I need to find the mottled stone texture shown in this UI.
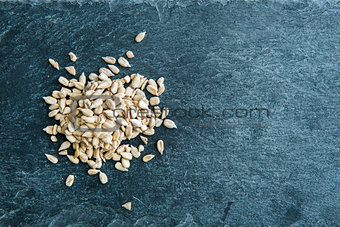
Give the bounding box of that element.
[0,1,339,226]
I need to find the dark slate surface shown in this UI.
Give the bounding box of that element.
[0,1,339,226]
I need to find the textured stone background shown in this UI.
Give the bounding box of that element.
[0,0,339,226]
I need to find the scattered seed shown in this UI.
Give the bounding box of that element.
[48,58,59,70]
[51,135,58,142]
[65,174,75,187]
[99,171,108,184]
[143,154,155,162]
[157,140,164,155]
[58,76,69,87]
[115,162,128,172]
[58,150,68,156]
[118,57,131,68]
[135,31,146,43]
[68,52,77,62]
[150,97,160,106]
[122,201,132,210]
[161,107,169,119]
[163,119,177,129]
[43,96,57,105]
[67,155,79,164]
[59,141,71,151]
[65,66,76,76]
[88,169,100,175]
[140,135,148,144]
[126,51,134,59]
[45,154,58,164]
[102,56,116,64]
[108,64,120,74]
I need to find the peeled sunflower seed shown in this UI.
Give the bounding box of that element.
[48,58,60,70]
[163,119,177,129]
[157,140,164,155]
[65,66,76,76]
[68,52,77,62]
[115,162,128,172]
[45,154,58,164]
[88,169,100,175]
[50,135,58,142]
[122,202,132,210]
[58,76,69,87]
[149,97,160,106]
[140,135,148,144]
[65,174,75,187]
[58,141,71,151]
[108,64,120,74]
[135,31,146,43]
[143,154,155,163]
[102,56,116,64]
[118,57,131,68]
[126,51,134,59]
[58,150,68,156]
[99,171,108,184]
[43,96,57,105]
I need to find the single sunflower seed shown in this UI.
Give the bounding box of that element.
[99,171,108,184]
[68,52,78,62]
[163,119,177,129]
[58,76,69,87]
[118,57,131,68]
[149,97,160,106]
[108,64,120,74]
[122,201,132,210]
[102,56,116,64]
[157,140,164,155]
[140,135,148,144]
[65,66,76,76]
[58,141,71,151]
[143,154,155,162]
[88,169,100,175]
[45,153,58,164]
[51,135,58,142]
[48,58,60,70]
[65,174,75,187]
[58,150,68,156]
[135,31,146,43]
[126,51,134,59]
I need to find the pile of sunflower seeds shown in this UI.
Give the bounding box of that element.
[43,32,177,196]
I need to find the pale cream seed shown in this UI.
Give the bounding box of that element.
[65,174,75,187]
[108,64,120,74]
[150,97,160,106]
[48,58,59,70]
[68,52,78,62]
[118,57,131,68]
[43,96,57,105]
[115,162,128,172]
[50,135,58,142]
[163,119,177,129]
[122,202,132,210]
[126,51,134,59]
[65,66,76,76]
[102,56,116,64]
[58,76,69,87]
[45,154,58,164]
[140,135,148,144]
[58,141,71,151]
[88,169,100,175]
[135,31,146,43]
[58,150,68,156]
[143,154,155,162]
[99,171,108,184]
[157,140,164,155]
